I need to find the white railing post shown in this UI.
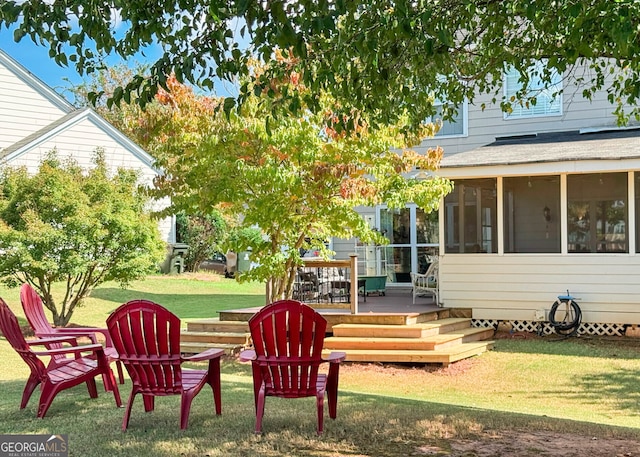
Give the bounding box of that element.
[350,254,358,314]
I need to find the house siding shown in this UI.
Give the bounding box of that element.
[7,116,173,242]
[0,57,71,150]
[0,48,174,244]
[416,66,623,156]
[440,254,640,325]
[7,116,157,180]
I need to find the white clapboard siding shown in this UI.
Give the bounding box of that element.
[6,112,156,181]
[416,62,623,156]
[5,109,173,242]
[0,50,73,150]
[440,254,640,324]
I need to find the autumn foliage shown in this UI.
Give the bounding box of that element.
[85,69,451,301]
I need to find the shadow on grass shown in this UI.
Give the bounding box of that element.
[577,366,640,412]
[1,362,640,457]
[492,335,640,360]
[90,288,264,319]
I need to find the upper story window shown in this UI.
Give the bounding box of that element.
[431,100,468,137]
[504,61,563,119]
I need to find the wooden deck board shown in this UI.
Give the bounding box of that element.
[324,327,494,351]
[323,341,495,365]
[332,318,473,338]
[180,290,493,365]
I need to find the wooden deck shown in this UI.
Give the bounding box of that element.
[180,289,494,365]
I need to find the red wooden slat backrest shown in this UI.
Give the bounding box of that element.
[106,300,182,395]
[248,300,327,397]
[0,298,47,379]
[20,284,76,367]
[20,284,55,335]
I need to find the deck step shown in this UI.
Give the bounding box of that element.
[323,341,495,366]
[180,330,250,345]
[323,327,494,351]
[332,318,472,338]
[185,318,249,333]
[180,341,245,356]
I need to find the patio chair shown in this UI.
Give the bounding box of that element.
[239,299,346,434]
[410,259,439,305]
[0,297,122,418]
[106,299,224,430]
[20,283,124,385]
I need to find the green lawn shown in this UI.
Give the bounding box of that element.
[1,275,640,456]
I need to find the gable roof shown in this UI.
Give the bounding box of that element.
[440,128,640,169]
[0,48,74,113]
[0,107,157,171]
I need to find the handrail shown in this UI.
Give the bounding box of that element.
[298,254,359,314]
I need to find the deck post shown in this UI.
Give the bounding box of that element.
[350,254,358,314]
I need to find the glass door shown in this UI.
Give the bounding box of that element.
[378,205,439,284]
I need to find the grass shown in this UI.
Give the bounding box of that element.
[1,275,640,456]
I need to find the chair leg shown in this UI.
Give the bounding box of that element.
[327,365,340,419]
[86,378,99,399]
[103,367,122,407]
[37,382,59,418]
[116,361,125,384]
[179,392,197,430]
[255,386,266,434]
[21,373,41,409]
[142,394,155,412]
[122,392,137,431]
[208,358,222,415]
[316,392,325,435]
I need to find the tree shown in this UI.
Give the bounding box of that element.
[0,151,165,326]
[175,211,227,272]
[2,1,640,128]
[141,75,452,302]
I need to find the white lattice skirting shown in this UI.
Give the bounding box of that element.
[472,319,626,336]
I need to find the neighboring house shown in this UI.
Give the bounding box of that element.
[333,60,640,334]
[0,48,175,243]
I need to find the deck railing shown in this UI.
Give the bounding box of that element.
[292,254,359,314]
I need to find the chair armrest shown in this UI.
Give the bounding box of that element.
[183,347,224,362]
[239,349,257,362]
[48,327,112,345]
[33,343,105,358]
[27,336,79,346]
[325,351,346,363]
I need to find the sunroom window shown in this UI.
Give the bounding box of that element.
[567,173,628,253]
[503,176,561,253]
[444,178,497,253]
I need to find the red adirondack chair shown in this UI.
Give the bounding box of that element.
[239,299,346,434]
[0,298,122,418]
[20,283,124,385]
[106,300,224,430]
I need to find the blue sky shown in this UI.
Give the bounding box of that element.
[0,28,168,103]
[0,32,85,92]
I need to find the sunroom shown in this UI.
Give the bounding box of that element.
[436,129,640,334]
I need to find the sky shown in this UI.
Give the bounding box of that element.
[0,32,85,92]
[0,28,168,103]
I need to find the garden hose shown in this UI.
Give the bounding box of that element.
[549,299,582,336]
